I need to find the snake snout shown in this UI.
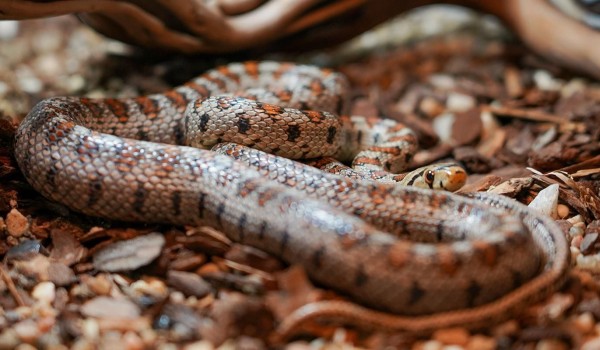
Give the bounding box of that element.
[437,164,467,192]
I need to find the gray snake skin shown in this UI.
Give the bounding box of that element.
[14,61,570,334]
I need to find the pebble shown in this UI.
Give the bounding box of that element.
[528,184,559,219]
[569,225,585,238]
[582,336,600,350]
[0,21,19,40]
[122,331,145,350]
[571,246,582,261]
[561,78,587,97]
[572,235,583,249]
[567,215,584,225]
[415,340,443,350]
[432,113,455,143]
[0,329,20,349]
[577,254,600,272]
[6,208,29,237]
[429,74,456,89]
[572,312,595,334]
[183,340,214,350]
[432,328,470,346]
[533,70,563,91]
[580,233,599,254]
[81,319,100,341]
[535,339,569,350]
[32,282,56,305]
[465,335,496,350]
[71,338,96,350]
[15,344,37,350]
[17,74,43,94]
[446,92,476,112]
[419,96,445,117]
[0,81,8,97]
[557,204,570,219]
[492,320,519,337]
[80,297,141,319]
[130,278,169,299]
[13,319,41,343]
[33,54,62,78]
[441,346,464,350]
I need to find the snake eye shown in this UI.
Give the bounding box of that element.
[424,170,435,184]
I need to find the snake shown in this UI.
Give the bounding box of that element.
[14,61,570,338]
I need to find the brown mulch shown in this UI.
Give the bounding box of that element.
[1,15,600,350]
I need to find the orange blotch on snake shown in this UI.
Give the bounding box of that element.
[388,242,413,268]
[303,110,326,122]
[472,240,499,267]
[263,104,285,116]
[436,246,460,275]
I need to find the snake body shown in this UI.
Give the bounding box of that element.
[14,61,569,333]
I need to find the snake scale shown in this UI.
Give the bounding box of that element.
[14,61,569,335]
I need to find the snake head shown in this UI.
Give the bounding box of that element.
[405,162,467,191]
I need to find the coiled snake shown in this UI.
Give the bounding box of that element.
[14,61,570,336]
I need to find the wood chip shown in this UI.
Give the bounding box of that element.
[6,208,28,237]
[167,270,212,298]
[93,232,165,272]
[81,296,141,319]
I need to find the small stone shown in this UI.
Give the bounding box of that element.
[429,74,455,89]
[130,278,169,299]
[466,335,496,350]
[80,297,141,319]
[535,339,568,350]
[492,320,519,337]
[167,271,212,298]
[122,331,145,350]
[572,235,583,249]
[6,209,29,237]
[15,344,38,350]
[556,204,570,219]
[13,319,41,343]
[0,329,20,349]
[432,327,470,346]
[572,312,595,334]
[48,263,77,286]
[586,220,600,235]
[441,346,464,350]
[32,281,56,305]
[446,92,476,112]
[81,319,99,341]
[561,78,586,97]
[533,70,563,91]
[17,75,43,94]
[582,336,600,350]
[285,341,311,350]
[569,225,585,238]
[183,340,214,350]
[529,184,559,219]
[432,113,455,143]
[542,293,574,321]
[0,21,19,39]
[567,215,584,225]
[577,253,600,272]
[419,97,445,118]
[570,246,581,261]
[580,233,599,254]
[416,340,443,350]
